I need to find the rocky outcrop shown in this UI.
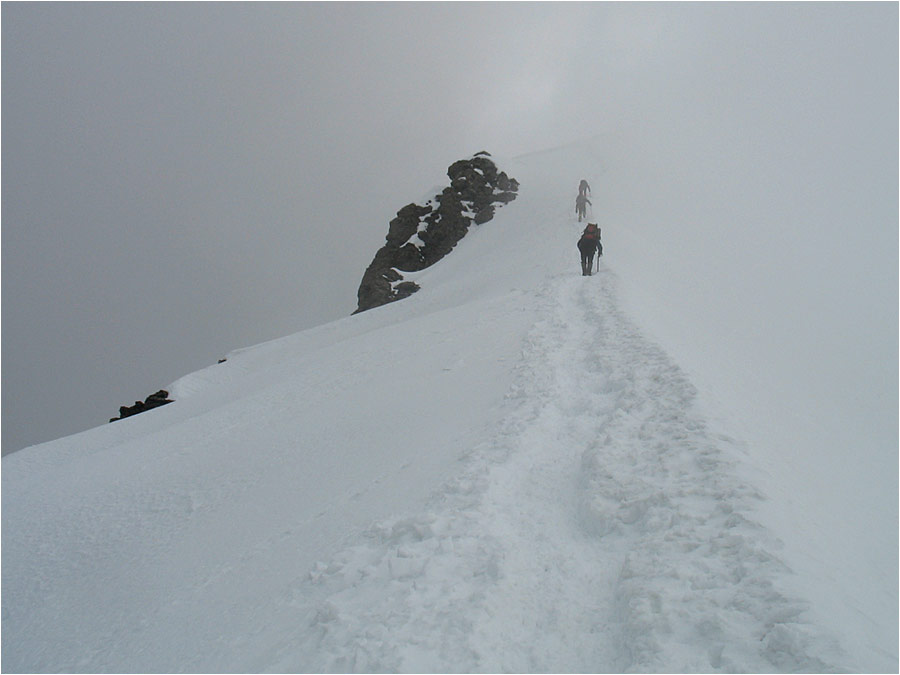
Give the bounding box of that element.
[354,152,518,313]
[109,390,173,423]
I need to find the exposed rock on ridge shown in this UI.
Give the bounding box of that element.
[109,390,173,423]
[354,152,518,313]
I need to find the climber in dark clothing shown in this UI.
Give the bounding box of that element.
[577,223,602,276]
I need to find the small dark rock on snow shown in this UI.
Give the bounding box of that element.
[109,390,173,423]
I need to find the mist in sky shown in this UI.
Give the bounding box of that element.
[3,3,896,454]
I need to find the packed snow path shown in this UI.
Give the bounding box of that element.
[270,264,842,673]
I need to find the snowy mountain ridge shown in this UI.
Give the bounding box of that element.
[3,139,895,672]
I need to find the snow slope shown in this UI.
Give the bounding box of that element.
[3,140,895,672]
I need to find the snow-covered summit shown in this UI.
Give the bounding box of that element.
[2,139,896,673]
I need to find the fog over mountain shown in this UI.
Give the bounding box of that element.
[3,3,895,456]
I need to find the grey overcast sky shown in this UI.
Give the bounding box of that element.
[3,2,897,454]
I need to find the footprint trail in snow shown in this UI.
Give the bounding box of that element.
[272,263,843,673]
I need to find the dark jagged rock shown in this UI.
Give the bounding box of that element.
[109,389,173,423]
[354,153,518,313]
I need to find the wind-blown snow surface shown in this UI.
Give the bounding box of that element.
[3,141,895,672]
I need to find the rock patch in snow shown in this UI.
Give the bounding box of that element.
[354,152,518,313]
